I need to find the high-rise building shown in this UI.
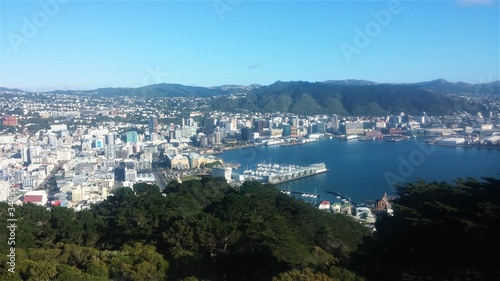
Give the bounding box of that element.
[204,117,216,135]
[241,127,253,141]
[150,133,158,142]
[174,128,183,139]
[181,126,197,138]
[105,133,115,146]
[125,168,137,182]
[316,122,326,134]
[253,119,264,134]
[21,145,30,164]
[282,124,291,137]
[105,146,116,159]
[93,139,104,148]
[208,134,216,144]
[342,121,365,135]
[331,115,339,130]
[48,135,58,148]
[126,131,139,143]
[182,117,194,127]
[149,115,158,134]
[200,136,208,147]
[214,132,221,144]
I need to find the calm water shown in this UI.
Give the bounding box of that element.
[220,139,500,204]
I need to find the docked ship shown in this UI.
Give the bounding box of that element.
[264,139,285,146]
[280,138,318,147]
[340,135,359,141]
[240,163,329,184]
[386,135,410,142]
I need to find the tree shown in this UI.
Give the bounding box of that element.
[133,182,160,196]
[1,177,370,281]
[108,243,168,281]
[351,178,500,280]
[273,268,335,281]
[50,207,83,244]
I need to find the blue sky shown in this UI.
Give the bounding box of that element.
[0,0,498,91]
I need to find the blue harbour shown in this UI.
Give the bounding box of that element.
[220,138,500,204]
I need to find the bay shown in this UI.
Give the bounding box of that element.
[219,139,500,204]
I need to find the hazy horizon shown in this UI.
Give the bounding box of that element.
[2,77,500,93]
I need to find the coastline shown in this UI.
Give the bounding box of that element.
[430,143,500,149]
[222,144,256,151]
[219,137,500,204]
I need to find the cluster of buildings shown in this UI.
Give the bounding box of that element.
[316,192,394,231]
[0,112,225,209]
[1,90,499,210]
[187,110,500,147]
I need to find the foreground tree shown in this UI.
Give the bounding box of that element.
[0,179,368,280]
[351,177,500,280]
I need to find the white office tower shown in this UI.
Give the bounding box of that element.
[106,133,115,146]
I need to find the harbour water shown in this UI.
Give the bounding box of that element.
[220,138,500,204]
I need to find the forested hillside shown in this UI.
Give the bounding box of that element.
[351,177,500,280]
[212,81,486,116]
[1,177,499,280]
[0,179,368,281]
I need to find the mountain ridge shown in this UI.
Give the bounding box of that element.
[1,79,498,96]
[0,79,497,116]
[212,81,489,116]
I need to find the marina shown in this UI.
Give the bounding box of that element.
[239,162,329,184]
[279,187,320,198]
[220,138,500,204]
[325,190,358,206]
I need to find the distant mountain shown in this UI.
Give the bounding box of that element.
[14,83,254,98]
[323,79,378,86]
[209,84,262,91]
[322,78,500,96]
[84,83,242,98]
[415,79,500,95]
[2,79,498,117]
[212,81,488,116]
[0,87,24,92]
[2,79,498,98]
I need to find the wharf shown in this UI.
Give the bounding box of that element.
[280,188,321,198]
[325,191,358,206]
[239,163,329,184]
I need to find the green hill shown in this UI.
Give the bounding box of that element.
[350,177,500,280]
[1,177,499,280]
[0,179,368,281]
[212,81,487,116]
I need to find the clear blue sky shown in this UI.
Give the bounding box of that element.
[1,0,499,91]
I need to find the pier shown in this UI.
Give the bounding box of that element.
[239,162,329,184]
[325,191,358,206]
[280,188,321,198]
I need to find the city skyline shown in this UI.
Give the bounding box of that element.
[1,0,499,91]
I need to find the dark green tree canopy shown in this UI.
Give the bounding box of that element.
[351,177,500,281]
[1,179,368,281]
